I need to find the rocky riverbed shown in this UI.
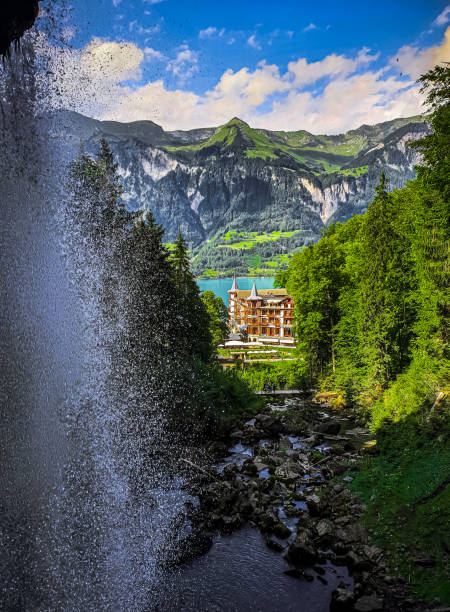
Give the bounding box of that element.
[176,396,438,612]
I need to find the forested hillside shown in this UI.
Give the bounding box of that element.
[277,64,449,602]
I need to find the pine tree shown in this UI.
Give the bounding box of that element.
[356,172,416,389]
[170,233,212,362]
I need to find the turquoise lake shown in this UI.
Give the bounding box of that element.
[197,277,276,306]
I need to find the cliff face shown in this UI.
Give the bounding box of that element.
[0,1,40,56]
[54,111,427,273]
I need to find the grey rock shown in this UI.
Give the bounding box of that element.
[330,588,355,611]
[286,532,319,566]
[315,519,333,539]
[354,595,384,611]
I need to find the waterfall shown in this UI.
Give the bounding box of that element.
[0,25,188,612]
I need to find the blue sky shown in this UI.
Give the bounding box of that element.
[42,0,450,132]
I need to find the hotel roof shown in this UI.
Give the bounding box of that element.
[235,288,288,299]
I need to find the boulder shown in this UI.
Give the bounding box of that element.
[286,532,319,566]
[272,522,291,539]
[344,551,373,572]
[284,568,314,581]
[335,524,368,545]
[255,414,284,435]
[265,536,285,552]
[306,494,325,517]
[354,595,384,611]
[275,465,299,480]
[330,588,355,611]
[316,420,342,435]
[316,519,333,539]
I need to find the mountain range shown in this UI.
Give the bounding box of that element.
[52,111,427,276]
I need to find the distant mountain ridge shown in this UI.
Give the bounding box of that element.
[52,110,427,275]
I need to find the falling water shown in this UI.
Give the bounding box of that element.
[0,18,188,612]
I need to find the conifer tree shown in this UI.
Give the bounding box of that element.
[170,233,212,362]
[356,171,415,388]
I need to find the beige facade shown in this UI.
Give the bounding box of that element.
[228,279,295,346]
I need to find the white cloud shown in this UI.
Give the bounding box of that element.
[199,26,225,39]
[303,23,317,33]
[129,20,161,36]
[144,47,165,60]
[112,0,122,6]
[433,5,450,27]
[142,0,166,4]
[288,47,378,87]
[247,34,261,50]
[166,45,198,80]
[391,26,450,79]
[81,39,143,81]
[39,29,450,133]
[36,36,143,118]
[199,26,218,39]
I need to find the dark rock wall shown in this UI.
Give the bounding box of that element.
[0,1,40,56]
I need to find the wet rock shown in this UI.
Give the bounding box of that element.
[254,461,269,472]
[265,536,286,552]
[255,414,284,435]
[362,545,383,562]
[0,1,40,57]
[316,420,341,435]
[221,514,243,532]
[174,531,213,565]
[284,568,314,581]
[286,532,319,566]
[330,587,355,611]
[230,430,244,439]
[279,436,293,448]
[272,522,291,539]
[345,551,373,571]
[206,441,228,456]
[354,595,384,611]
[258,512,278,533]
[306,494,324,517]
[315,519,333,539]
[335,524,368,545]
[275,465,299,480]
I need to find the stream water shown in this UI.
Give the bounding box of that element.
[164,527,351,611]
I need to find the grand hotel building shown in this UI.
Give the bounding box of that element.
[227,278,295,346]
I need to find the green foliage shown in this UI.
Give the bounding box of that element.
[280,64,449,601]
[190,363,264,436]
[171,233,212,362]
[339,165,368,177]
[349,421,450,603]
[217,230,301,250]
[201,290,229,346]
[238,360,307,391]
[191,228,304,277]
[286,230,345,382]
[68,141,258,442]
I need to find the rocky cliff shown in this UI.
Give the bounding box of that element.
[53,111,427,275]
